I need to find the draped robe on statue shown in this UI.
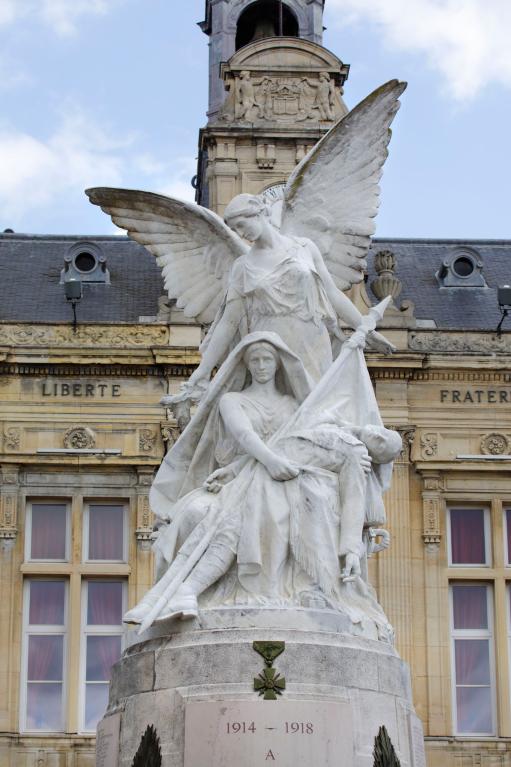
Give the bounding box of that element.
[203,237,339,382]
[144,332,399,640]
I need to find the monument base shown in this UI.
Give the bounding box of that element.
[97,609,425,767]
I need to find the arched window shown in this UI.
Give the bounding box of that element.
[236,1,299,50]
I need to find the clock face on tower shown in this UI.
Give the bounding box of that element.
[261,183,286,203]
[261,184,285,228]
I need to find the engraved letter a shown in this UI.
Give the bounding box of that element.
[265,750,276,761]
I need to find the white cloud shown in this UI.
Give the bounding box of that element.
[0,0,124,36]
[0,0,19,26]
[328,0,511,100]
[0,110,127,224]
[155,157,197,203]
[0,107,197,228]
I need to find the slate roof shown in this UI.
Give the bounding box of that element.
[0,232,509,330]
[0,234,164,323]
[369,238,511,331]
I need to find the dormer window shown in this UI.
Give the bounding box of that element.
[437,248,487,288]
[60,241,110,285]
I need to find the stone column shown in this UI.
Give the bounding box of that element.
[0,464,20,545]
[135,467,156,604]
[376,429,415,663]
[0,464,21,732]
[420,471,451,736]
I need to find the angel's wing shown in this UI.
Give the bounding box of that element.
[281,80,407,291]
[85,188,249,324]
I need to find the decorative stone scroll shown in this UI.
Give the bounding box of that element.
[3,427,20,451]
[388,426,415,463]
[420,433,438,459]
[139,429,157,453]
[160,423,180,452]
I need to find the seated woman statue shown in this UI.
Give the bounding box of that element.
[125,332,401,640]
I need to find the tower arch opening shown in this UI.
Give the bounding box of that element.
[235,1,299,50]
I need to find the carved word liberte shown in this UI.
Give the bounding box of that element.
[440,389,511,404]
[42,382,121,398]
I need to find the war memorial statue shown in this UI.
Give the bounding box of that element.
[89,80,427,767]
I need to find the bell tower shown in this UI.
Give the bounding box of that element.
[197,0,350,213]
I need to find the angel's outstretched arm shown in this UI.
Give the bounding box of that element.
[188,297,244,386]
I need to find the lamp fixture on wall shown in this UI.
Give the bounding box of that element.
[64,277,82,332]
[496,285,511,337]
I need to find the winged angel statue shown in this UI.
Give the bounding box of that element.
[87,80,405,388]
[87,81,406,639]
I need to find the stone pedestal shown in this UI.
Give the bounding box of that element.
[98,609,426,767]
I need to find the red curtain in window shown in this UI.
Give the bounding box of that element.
[86,636,122,681]
[450,509,485,564]
[452,584,487,629]
[87,582,123,625]
[31,506,66,559]
[88,507,123,560]
[29,581,65,625]
[455,639,490,685]
[27,635,63,681]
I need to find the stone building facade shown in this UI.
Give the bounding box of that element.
[0,2,510,766]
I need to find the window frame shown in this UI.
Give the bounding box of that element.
[25,499,70,563]
[82,501,128,564]
[447,505,491,568]
[78,578,127,733]
[449,581,496,737]
[504,508,511,566]
[20,577,69,734]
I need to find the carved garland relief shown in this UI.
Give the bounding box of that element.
[410,331,511,354]
[0,324,168,348]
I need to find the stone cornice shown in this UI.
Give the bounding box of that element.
[0,323,170,347]
[0,362,196,378]
[409,330,511,354]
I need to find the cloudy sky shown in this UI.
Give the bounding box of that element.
[0,0,510,239]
